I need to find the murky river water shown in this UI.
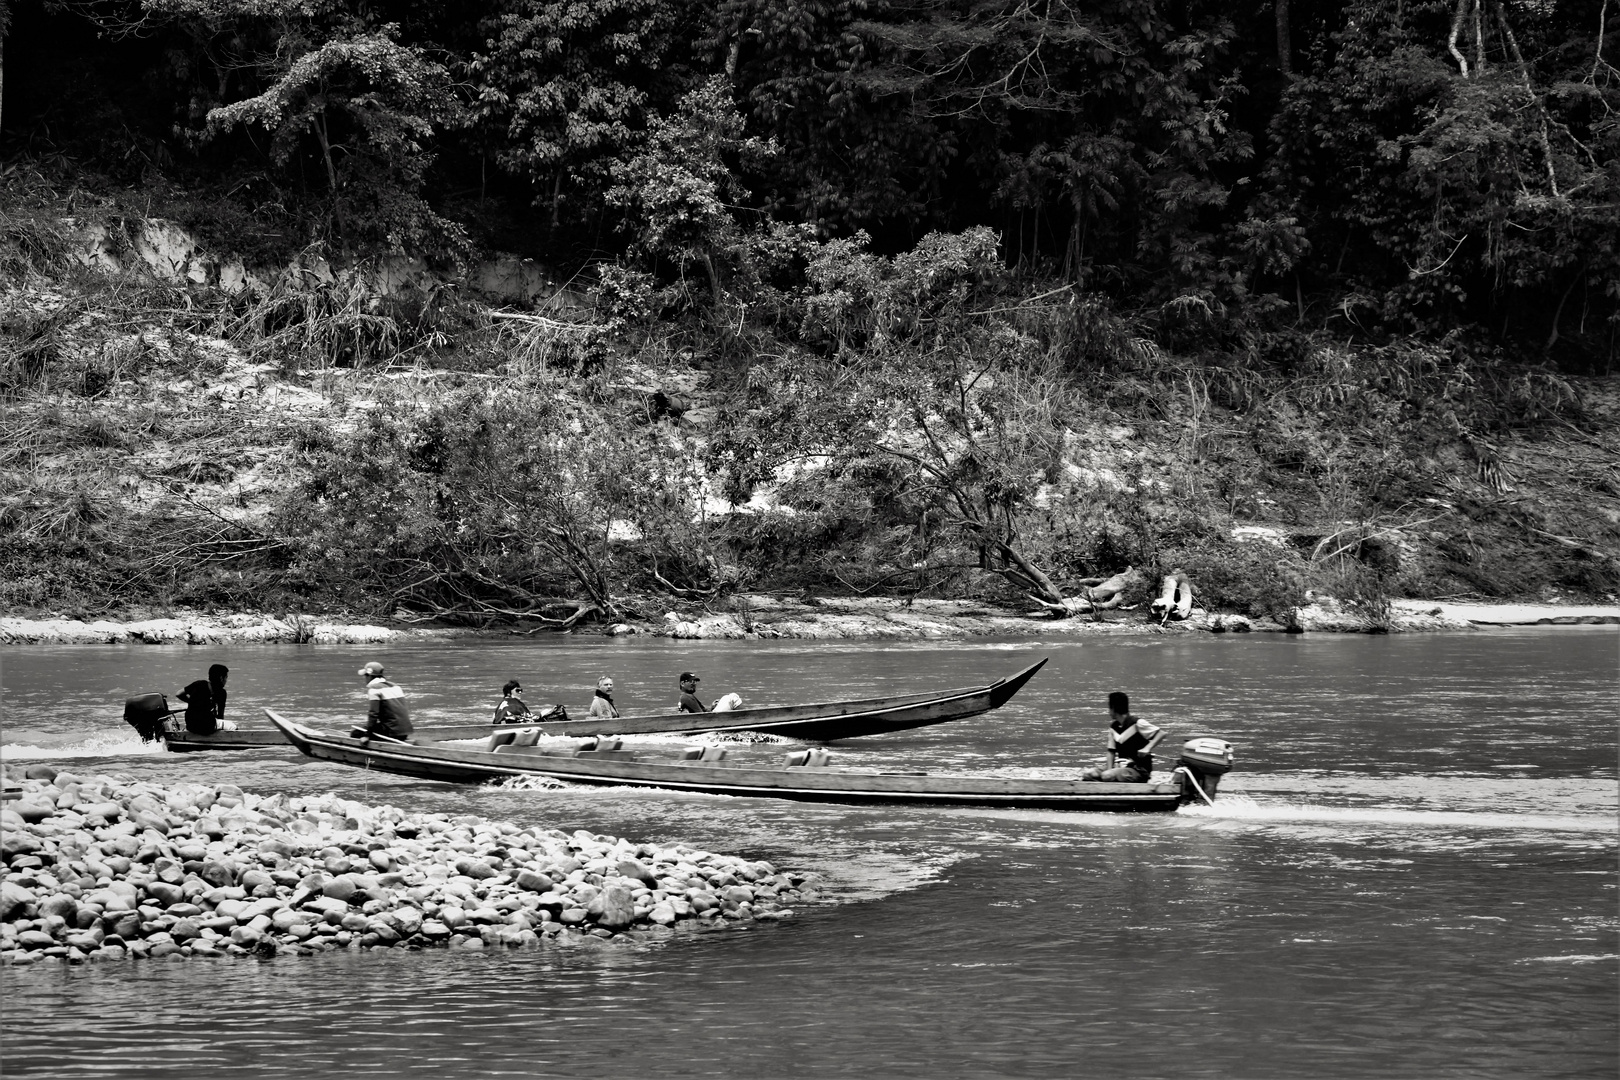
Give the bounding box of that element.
[2,630,1616,1078]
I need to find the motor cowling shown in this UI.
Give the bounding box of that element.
[123,694,173,743]
[1176,736,1234,801]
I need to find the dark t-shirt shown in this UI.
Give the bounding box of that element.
[678,690,706,713]
[178,680,218,734]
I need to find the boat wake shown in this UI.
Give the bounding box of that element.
[1,733,163,761]
[1178,794,1615,834]
[488,774,569,791]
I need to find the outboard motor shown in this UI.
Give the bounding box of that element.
[1176,736,1234,803]
[123,694,174,743]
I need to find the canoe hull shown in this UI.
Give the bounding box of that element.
[264,708,1190,813]
[161,658,1049,751]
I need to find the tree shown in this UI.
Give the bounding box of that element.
[198,26,465,254]
[467,0,676,236]
[1265,0,1619,361]
[699,0,954,233]
[713,227,1124,606]
[279,381,703,623]
[607,76,775,301]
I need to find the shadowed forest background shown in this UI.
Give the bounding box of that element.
[1,0,1616,627]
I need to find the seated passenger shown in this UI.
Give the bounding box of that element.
[492,680,530,725]
[176,664,238,734]
[359,661,414,741]
[676,671,706,713]
[587,677,620,719]
[1079,691,1165,782]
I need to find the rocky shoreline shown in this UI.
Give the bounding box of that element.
[1,595,1616,646]
[0,767,809,966]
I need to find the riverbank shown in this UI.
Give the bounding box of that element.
[0,767,809,966]
[2,596,1616,647]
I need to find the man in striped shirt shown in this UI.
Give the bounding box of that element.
[359,661,414,741]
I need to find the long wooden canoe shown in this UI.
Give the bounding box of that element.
[160,659,1048,752]
[263,707,1200,812]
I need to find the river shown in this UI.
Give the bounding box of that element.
[2,629,1616,1078]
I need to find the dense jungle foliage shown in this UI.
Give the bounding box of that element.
[1,0,1616,624]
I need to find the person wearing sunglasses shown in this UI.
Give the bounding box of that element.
[492,679,531,724]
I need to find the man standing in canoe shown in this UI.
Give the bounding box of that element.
[676,671,706,713]
[359,661,414,742]
[1080,691,1165,782]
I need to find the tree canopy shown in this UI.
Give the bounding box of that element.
[1,0,1614,366]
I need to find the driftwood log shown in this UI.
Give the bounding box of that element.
[1030,566,1144,620]
[1149,570,1195,622]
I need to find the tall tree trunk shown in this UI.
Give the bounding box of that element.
[549,171,561,237]
[312,110,346,243]
[1275,0,1291,76]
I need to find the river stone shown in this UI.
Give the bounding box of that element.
[167,903,203,918]
[17,930,56,949]
[239,869,274,892]
[259,839,295,860]
[394,908,424,935]
[367,849,395,873]
[438,906,468,930]
[616,859,658,887]
[23,766,57,782]
[243,898,286,920]
[199,861,236,887]
[67,930,104,951]
[130,811,169,835]
[583,887,631,932]
[86,887,130,911]
[303,896,348,919]
[144,882,183,907]
[107,913,142,939]
[321,878,357,903]
[38,893,78,921]
[515,867,554,893]
[454,858,497,880]
[688,891,718,913]
[13,801,56,824]
[230,925,265,947]
[215,898,250,920]
[366,921,401,946]
[648,902,677,926]
[420,920,450,938]
[2,833,43,858]
[722,886,755,905]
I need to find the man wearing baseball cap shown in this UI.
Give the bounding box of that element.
[676,671,707,713]
[358,661,414,741]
